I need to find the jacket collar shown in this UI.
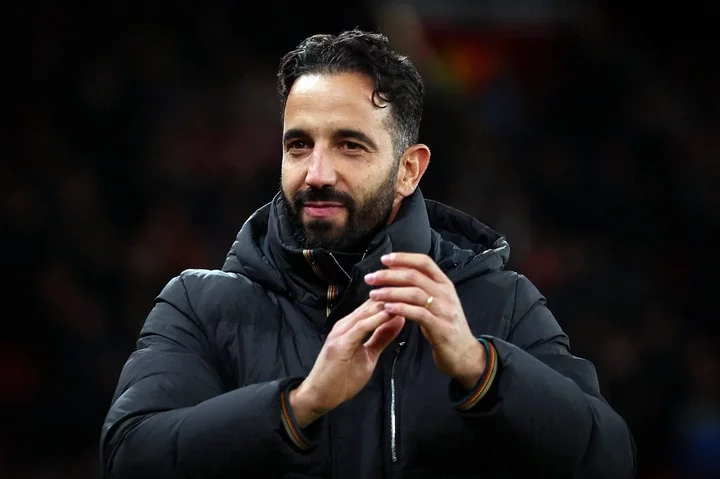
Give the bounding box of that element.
[264,189,432,307]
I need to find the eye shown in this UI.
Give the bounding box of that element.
[341,141,364,151]
[287,140,310,151]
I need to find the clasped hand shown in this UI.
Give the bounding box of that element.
[366,253,486,390]
[289,253,486,428]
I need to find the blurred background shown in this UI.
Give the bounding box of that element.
[3,1,719,478]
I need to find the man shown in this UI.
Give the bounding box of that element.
[101,30,636,478]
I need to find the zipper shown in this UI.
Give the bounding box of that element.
[303,249,339,317]
[301,250,352,478]
[325,283,337,317]
[302,249,325,280]
[324,253,348,318]
[390,341,406,464]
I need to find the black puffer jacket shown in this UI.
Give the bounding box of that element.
[101,190,636,478]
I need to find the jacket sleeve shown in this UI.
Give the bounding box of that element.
[453,274,636,478]
[100,274,318,478]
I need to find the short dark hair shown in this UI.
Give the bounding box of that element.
[277,29,424,158]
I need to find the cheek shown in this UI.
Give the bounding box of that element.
[344,177,372,203]
[352,168,396,200]
[342,161,377,186]
[281,163,305,195]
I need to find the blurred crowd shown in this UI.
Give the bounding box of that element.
[3,2,718,478]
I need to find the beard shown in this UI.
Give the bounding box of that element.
[283,166,399,252]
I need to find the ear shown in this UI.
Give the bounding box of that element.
[396,144,431,197]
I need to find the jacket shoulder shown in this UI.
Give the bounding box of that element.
[159,269,277,327]
[175,268,256,292]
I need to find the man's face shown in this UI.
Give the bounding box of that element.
[281,72,400,251]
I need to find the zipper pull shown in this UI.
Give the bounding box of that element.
[390,340,406,464]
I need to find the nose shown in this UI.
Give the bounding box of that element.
[305,146,337,189]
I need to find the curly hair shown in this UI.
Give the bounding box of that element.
[277,29,424,158]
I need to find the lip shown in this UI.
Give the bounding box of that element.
[303,202,345,218]
[304,202,344,207]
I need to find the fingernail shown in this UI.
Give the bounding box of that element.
[365,273,376,282]
[381,253,395,263]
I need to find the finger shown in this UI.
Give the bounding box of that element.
[365,267,437,293]
[364,316,405,354]
[331,300,384,337]
[383,302,437,330]
[344,309,393,347]
[369,286,428,307]
[380,253,450,284]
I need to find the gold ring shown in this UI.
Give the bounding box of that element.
[424,295,434,311]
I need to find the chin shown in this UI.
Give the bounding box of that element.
[303,224,345,247]
[304,215,345,229]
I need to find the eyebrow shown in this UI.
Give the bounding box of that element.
[282,128,307,145]
[282,128,379,151]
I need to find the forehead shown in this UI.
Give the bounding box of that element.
[284,72,392,137]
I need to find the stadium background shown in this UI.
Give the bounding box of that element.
[3,1,718,477]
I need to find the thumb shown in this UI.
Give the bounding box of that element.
[364,316,405,356]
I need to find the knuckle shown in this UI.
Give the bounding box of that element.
[356,317,377,332]
[324,341,341,355]
[394,303,408,314]
[348,323,363,337]
[359,301,375,315]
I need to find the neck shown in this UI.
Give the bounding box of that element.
[386,194,406,226]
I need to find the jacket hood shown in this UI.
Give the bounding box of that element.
[222,200,288,293]
[222,190,510,294]
[425,200,510,284]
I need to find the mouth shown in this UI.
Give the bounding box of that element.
[302,202,345,219]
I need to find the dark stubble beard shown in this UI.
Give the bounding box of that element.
[283,165,399,252]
